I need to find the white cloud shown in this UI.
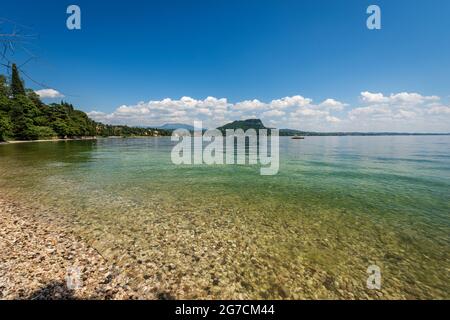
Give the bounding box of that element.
[427,105,450,115]
[35,89,64,99]
[88,92,450,132]
[348,92,449,132]
[318,98,348,111]
[234,99,266,111]
[269,95,312,109]
[89,96,233,129]
[348,105,390,119]
[390,92,439,104]
[262,109,285,117]
[394,110,417,119]
[326,116,341,123]
[360,91,439,106]
[361,91,388,103]
[293,108,328,117]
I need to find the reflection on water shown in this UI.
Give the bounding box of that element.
[0,136,449,299]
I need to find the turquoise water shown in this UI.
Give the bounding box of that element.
[0,136,449,299]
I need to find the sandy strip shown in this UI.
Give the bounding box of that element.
[3,137,97,144]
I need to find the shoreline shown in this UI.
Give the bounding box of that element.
[2,134,448,145]
[0,136,171,144]
[1,137,97,145]
[0,196,144,300]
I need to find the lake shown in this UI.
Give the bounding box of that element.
[0,136,449,299]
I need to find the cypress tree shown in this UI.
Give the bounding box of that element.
[11,64,26,97]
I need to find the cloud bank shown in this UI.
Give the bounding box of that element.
[88,92,450,132]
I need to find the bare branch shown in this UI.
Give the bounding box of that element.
[0,18,75,97]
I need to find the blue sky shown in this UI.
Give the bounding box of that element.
[1,0,449,131]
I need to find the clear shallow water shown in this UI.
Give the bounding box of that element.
[0,136,449,299]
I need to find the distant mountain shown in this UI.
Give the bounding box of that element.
[217,119,268,132]
[158,123,195,131]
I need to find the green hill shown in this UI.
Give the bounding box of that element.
[217,119,268,132]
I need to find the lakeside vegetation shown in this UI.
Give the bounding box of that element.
[0,64,170,142]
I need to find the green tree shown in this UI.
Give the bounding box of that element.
[9,101,34,139]
[11,63,26,97]
[26,89,45,110]
[8,94,40,140]
[0,75,8,96]
[1,66,169,140]
[28,125,56,139]
[0,75,9,112]
[51,118,71,137]
[11,94,39,119]
[0,111,12,141]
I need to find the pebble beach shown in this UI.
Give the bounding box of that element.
[0,197,143,299]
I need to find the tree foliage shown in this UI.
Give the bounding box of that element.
[10,64,26,97]
[0,66,171,142]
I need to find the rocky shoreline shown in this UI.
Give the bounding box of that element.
[0,197,143,300]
